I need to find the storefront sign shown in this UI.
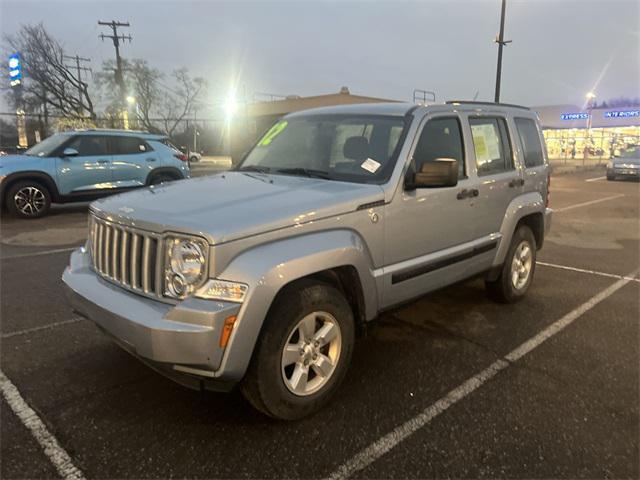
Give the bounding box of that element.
[560,113,589,120]
[603,110,640,119]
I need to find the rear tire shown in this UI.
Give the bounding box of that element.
[241,280,355,420]
[5,180,51,219]
[485,225,536,303]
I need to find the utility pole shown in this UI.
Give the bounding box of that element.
[63,54,92,113]
[98,20,131,105]
[493,0,511,103]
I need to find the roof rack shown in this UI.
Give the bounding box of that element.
[446,100,530,111]
[80,128,152,134]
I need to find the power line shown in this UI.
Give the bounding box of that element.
[98,20,131,104]
[63,54,92,109]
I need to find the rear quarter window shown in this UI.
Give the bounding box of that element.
[514,118,545,168]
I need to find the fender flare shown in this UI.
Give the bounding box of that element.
[213,229,378,381]
[145,167,184,185]
[493,191,545,267]
[0,171,61,203]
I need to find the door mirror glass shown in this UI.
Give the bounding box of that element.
[62,147,79,157]
[408,158,458,188]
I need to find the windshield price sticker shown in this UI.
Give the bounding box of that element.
[361,158,381,173]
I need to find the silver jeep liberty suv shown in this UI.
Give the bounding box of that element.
[64,101,552,420]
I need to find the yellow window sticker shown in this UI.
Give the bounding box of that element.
[258,121,288,146]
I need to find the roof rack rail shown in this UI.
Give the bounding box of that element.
[446,100,530,111]
[80,128,152,134]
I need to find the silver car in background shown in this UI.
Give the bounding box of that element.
[607,146,640,181]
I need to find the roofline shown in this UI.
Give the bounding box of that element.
[446,100,530,111]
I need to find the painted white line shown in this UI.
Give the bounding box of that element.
[554,194,624,212]
[1,246,79,261]
[538,261,640,283]
[1,370,85,480]
[585,176,606,182]
[328,270,638,480]
[1,318,85,339]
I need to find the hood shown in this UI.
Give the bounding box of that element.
[0,154,46,173]
[91,172,385,244]
[613,156,640,165]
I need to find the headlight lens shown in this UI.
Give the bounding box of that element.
[196,279,248,302]
[164,237,207,298]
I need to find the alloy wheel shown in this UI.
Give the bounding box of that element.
[14,186,46,216]
[281,311,342,396]
[511,240,533,290]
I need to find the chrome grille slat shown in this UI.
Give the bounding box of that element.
[112,228,120,280]
[89,214,164,301]
[120,231,129,285]
[142,236,151,293]
[131,234,140,290]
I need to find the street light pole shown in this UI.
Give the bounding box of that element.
[494,0,511,103]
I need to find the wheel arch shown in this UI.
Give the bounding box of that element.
[1,171,60,203]
[212,229,377,382]
[145,167,184,185]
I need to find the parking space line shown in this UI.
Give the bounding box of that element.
[328,270,637,480]
[554,194,624,212]
[585,176,606,182]
[1,246,79,261]
[1,317,85,339]
[538,261,640,283]
[1,370,85,480]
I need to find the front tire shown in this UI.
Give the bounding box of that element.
[486,225,536,303]
[5,180,51,219]
[241,280,355,420]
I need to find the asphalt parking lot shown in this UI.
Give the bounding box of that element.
[1,169,638,479]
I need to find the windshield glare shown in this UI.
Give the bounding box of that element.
[240,114,406,183]
[25,133,70,157]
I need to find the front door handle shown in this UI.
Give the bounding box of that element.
[97,159,109,165]
[146,157,156,162]
[457,188,479,200]
[509,178,525,187]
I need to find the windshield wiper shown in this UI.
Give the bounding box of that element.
[236,165,272,174]
[275,167,331,179]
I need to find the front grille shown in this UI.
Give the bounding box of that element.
[89,215,164,299]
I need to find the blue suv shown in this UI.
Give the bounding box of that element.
[0,129,190,218]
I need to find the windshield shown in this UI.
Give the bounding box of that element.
[239,114,407,183]
[620,146,640,159]
[25,133,70,157]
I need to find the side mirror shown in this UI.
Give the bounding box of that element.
[62,147,79,157]
[406,158,458,189]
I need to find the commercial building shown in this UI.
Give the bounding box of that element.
[534,105,640,160]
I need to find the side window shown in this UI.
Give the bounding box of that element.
[66,136,109,156]
[115,136,150,155]
[469,117,513,176]
[514,118,544,167]
[413,117,465,179]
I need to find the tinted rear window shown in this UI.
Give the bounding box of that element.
[114,136,151,154]
[515,118,544,168]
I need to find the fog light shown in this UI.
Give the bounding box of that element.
[169,273,187,297]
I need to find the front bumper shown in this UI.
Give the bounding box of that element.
[610,167,640,178]
[63,248,241,391]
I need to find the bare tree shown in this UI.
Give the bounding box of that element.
[159,69,206,137]
[4,24,96,119]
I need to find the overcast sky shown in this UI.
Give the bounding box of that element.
[1,0,638,113]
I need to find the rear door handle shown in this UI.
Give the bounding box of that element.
[146,157,156,162]
[509,178,525,187]
[97,159,109,165]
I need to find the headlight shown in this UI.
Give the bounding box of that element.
[164,237,207,298]
[195,279,248,302]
